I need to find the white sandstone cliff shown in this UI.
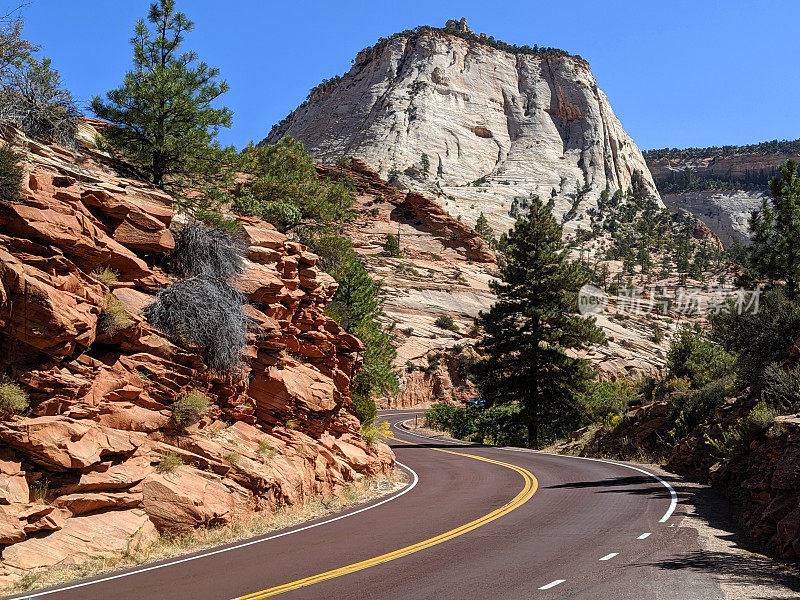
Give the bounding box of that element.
[265,24,661,233]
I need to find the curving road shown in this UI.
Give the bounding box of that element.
[12,410,724,600]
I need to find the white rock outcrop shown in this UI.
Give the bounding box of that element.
[265,25,660,233]
[661,191,764,246]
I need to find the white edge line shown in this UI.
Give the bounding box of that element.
[12,460,420,599]
[538,579,566,590]
[637,532,652,539]
[599,552,618,561]
[526,451,679,523]
[395,418,678,523]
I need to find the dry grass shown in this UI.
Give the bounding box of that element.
[99,293,133,333]
[155,452,183,474]
[92,267,119,287]
[256,439,277,463]
[4,473,405,597]
[223,450,242,465]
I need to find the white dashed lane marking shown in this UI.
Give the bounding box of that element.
[599,553,619,561]
[538,579,566,590]
[637,532,652,539]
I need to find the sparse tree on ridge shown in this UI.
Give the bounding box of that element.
[91,0,232,194]
[749,159,800,296]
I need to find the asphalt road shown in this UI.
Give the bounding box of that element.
[12,409,724,600]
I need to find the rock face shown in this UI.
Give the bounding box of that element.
[0,125,393,587]
[669,408,800,560]
[264,23,660,235]
[645,143,800,246]
[317,159,491,407]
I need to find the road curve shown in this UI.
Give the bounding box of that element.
[11,410,724,600]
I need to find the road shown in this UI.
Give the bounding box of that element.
[12,409,724,600]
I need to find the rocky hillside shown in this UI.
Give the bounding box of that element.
[264,20,660,236]
[644,139,800,246]
[319,159,493,408]
[557,330,800,561]
[320,155,745,408]
[0,125,393,587]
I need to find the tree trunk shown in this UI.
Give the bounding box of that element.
[527,417,538,448]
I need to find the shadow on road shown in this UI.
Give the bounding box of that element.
[546,468,800,596]
[545,474,670,494]
[634,549,800,595]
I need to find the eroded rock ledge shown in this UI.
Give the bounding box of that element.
[0,128,393,586]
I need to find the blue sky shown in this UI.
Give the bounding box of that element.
[17,0,800,151]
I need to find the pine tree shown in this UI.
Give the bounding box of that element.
[382,232,401,257]
[474,212,495,246]
[420,152,430,177]
[91,0,231,194]
[471,198,605,446]
[749,159,800,295]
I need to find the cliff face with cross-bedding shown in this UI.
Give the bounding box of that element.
[0,123,392,587]
[265,21,660,237]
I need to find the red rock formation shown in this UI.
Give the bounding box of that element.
[397,192,495,263]
[692,221,724,250]
[0,127,393,586]
[317,160,495,264]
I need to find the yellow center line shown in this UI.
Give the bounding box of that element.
[237,438,538,599]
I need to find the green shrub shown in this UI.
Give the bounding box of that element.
[351,392,377,425]
[670,377,732,429]
[194,207,241,235]
[233,137,353,233]
[99,293,133,334]
[0,380,28,416]
[761,364,800,412]
[711,288,800,382]
[172,391,210,428]
[704,401,778,458]
[579,379,637,423]
[471,404,526,446]
[382,233,401,257]
[666,328,735,388]
[747,400,778,431]
[156,451,184,473]
[423,403,461,430]
[423,403,476,439]
[434,315,458,331]
[0,144,23,204]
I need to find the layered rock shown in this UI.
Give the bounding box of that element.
[264,22,660,236]
[0,126,393,586]
[645,143,800,246]
[318,159,492,407]
[661,191,764,247]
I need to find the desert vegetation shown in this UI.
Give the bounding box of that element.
[0,8,77,147]
[0,143,23,204]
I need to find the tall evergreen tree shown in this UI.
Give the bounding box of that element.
[472,198,605,446]
[749,159,800,295]
[91,0,231,194]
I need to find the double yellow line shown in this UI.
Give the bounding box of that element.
[238,442,538,599]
